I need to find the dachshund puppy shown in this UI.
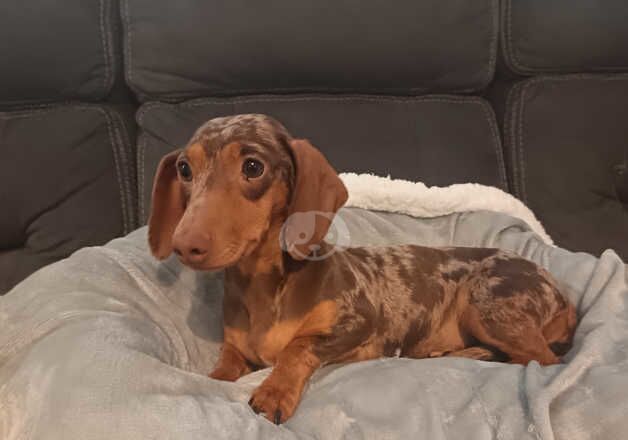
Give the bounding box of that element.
[148,114,577,424]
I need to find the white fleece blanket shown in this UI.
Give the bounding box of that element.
[1,176,627,440]
[340,173,553,245]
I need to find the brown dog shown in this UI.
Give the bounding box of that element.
[148,114,577,424]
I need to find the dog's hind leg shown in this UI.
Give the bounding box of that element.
[462,306,560,366]
[445,346,506,362]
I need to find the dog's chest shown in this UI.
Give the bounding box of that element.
[224,290,295,366]
[236,294,337,367]
[247,306,298,366]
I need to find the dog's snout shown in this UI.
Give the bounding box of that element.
[172,233,209,265]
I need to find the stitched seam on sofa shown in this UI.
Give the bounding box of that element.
[112,109,138,230]
[0,103,119,119]
[135,95,509,125]
[516,84,527,202]
[0,97,101,108]
[137,104,151,222]
[73,105,129,233]
[477,99,508,190]
[499,0,512,74]
[138,131,147,222]
[98,109,126,231]
[0,101,83,111]
[99,108,130,234]
[515,74,628,205]
[505,0,628,75]
[181,95,492,106]
[115,110,140,230]
[99,0,109,94]
[517,81,530,203]
[122,0,145,101]
[0,89,112,109]
[504,0,527,75]
[136,104,165,223]
[0,104,108,121]
[503,81,519,196]
[485,0,499,91]
[519,73,628,82]
[0,108,60,119]
[503,81,523,197]
[0,104,106,120]
[130,84,487,103]
[124,2,498,100]
[109,110,137,233]
[100,0,115,96]
[136,113,179,223]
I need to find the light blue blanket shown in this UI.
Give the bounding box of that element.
[1,208,626,439]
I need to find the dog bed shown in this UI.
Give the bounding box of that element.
[1,174,627,439]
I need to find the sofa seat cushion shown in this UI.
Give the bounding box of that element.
[137,95,506,222]
[0,105,136,294]
[504,75,628,259]
[123,0,498,101]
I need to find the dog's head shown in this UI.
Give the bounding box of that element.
[147,114,348,270]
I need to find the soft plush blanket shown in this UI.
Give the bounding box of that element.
[1,176,627,440]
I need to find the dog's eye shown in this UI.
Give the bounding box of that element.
[242,158,264,179]
[177,160,192,181]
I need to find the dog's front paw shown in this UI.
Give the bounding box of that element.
[208,366,241,382]
[248,380,300,424]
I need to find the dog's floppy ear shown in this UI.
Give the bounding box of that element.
[283,139,348,260]
[148,149,185,259]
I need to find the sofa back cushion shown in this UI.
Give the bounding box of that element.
[0,105,136,294]
[502,0,628,75]
[137,95,506,221]
[123,0,498,101]
[504,75,628,259]
[0,0,116,106]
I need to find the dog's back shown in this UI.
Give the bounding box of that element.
[312,244,576,365]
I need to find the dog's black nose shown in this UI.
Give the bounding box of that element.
[172,235,209,264]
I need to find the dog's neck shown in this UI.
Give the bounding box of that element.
[236,221,286,276]
[225,220,294,301]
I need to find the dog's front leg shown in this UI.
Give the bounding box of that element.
[248,337,321,424]
[209,342,252,382]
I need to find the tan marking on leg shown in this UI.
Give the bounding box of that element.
[249,337,321,424]
[256,300,337,365]
[208,341,252,381]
